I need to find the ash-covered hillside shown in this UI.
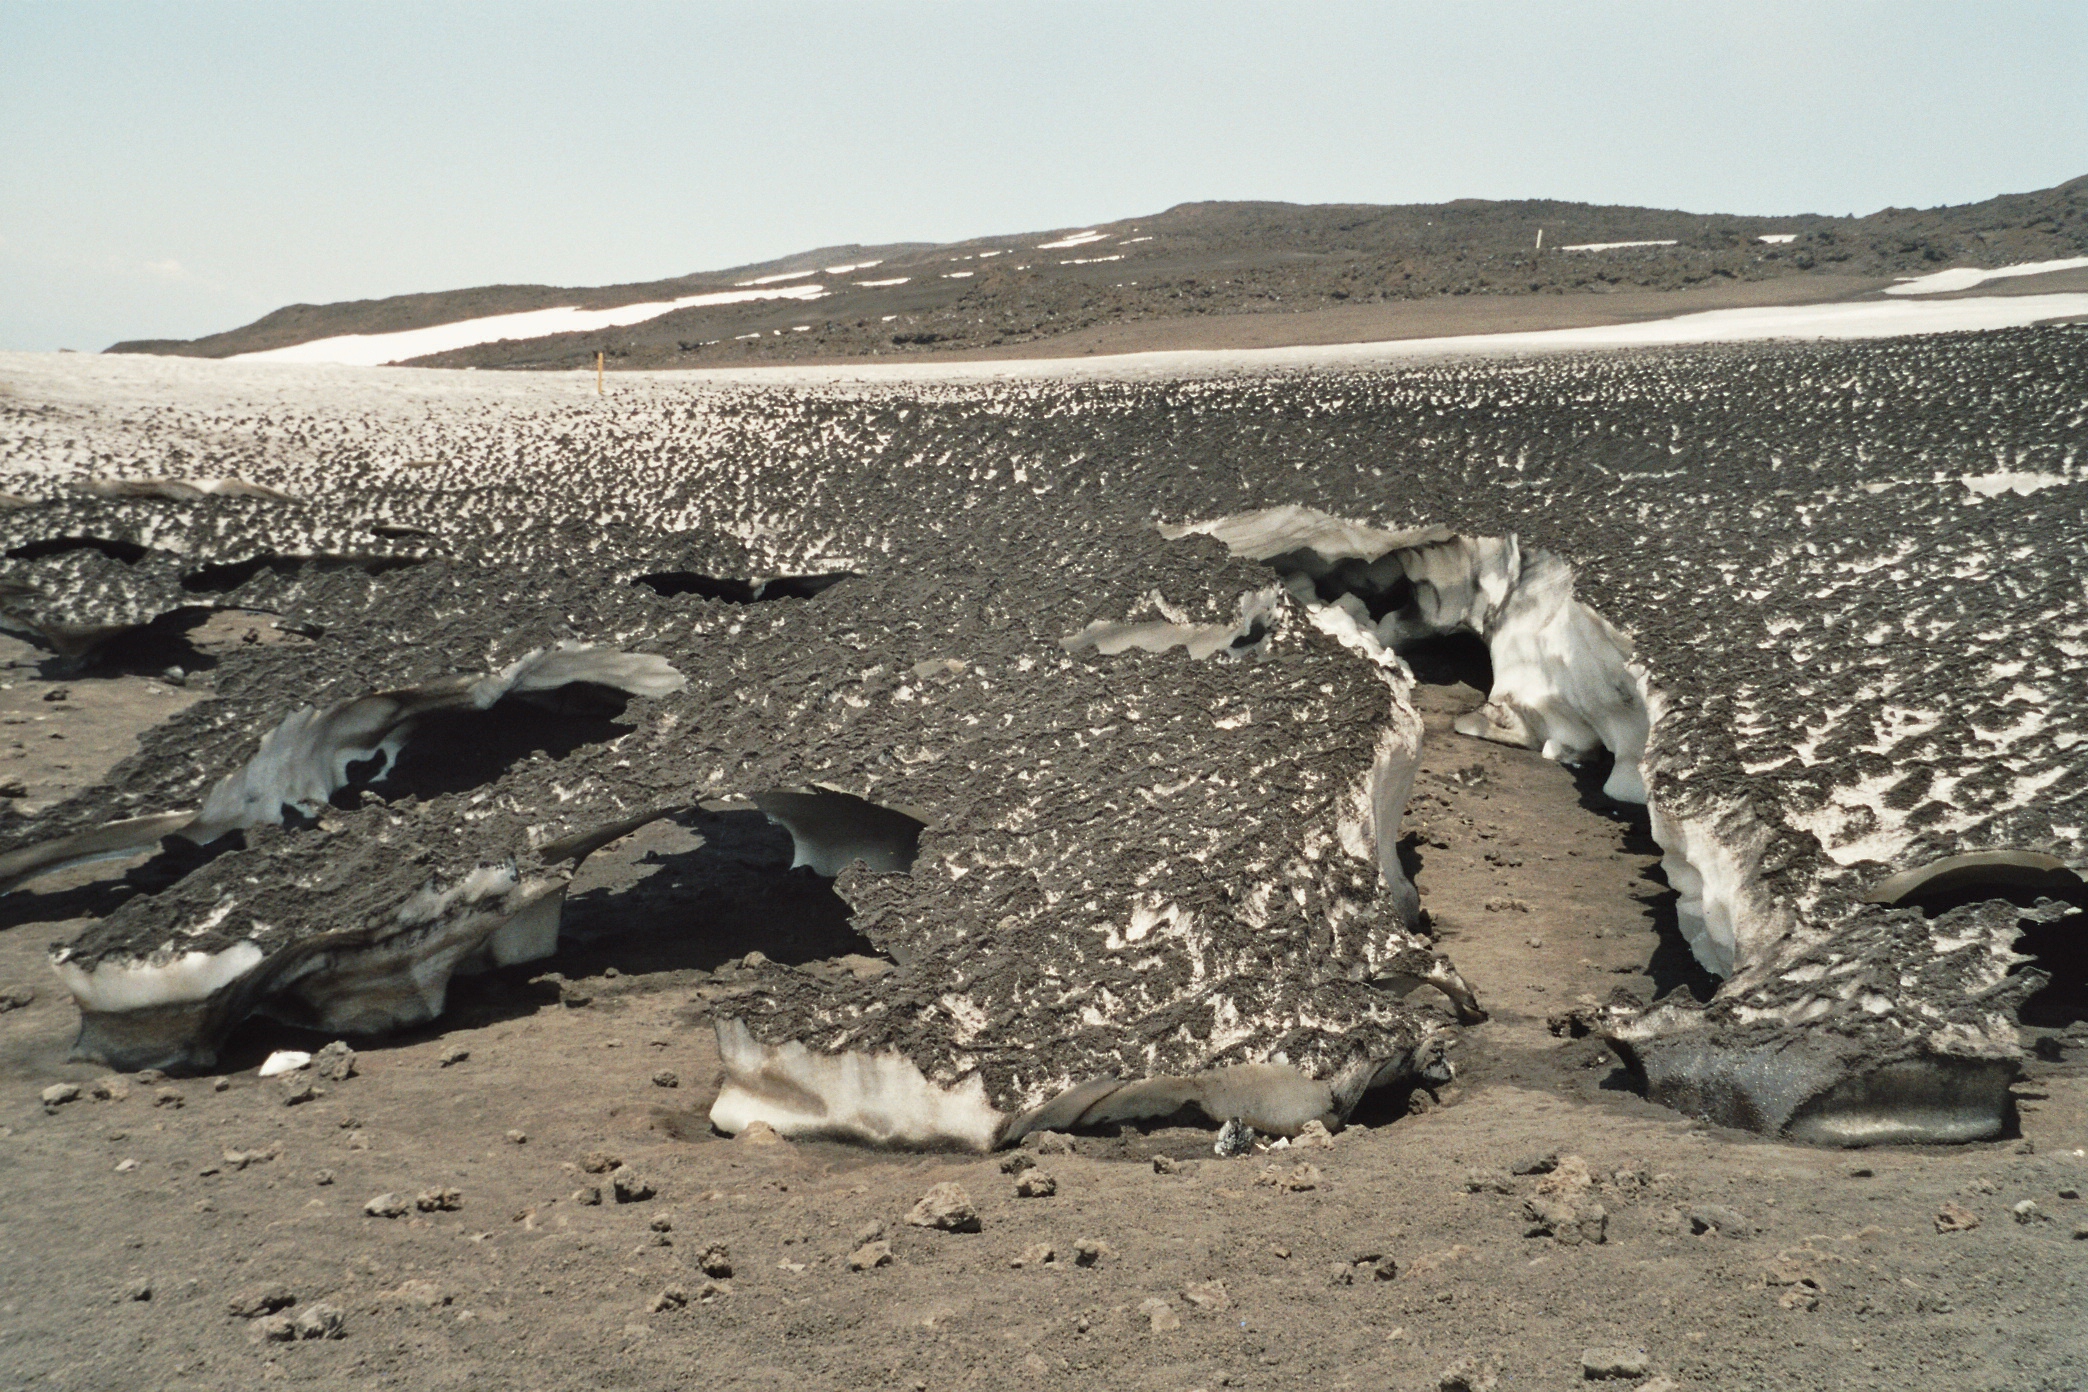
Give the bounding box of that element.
[107,177,2088,369]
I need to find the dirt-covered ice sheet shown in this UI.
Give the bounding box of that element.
[0,327,2083,1151]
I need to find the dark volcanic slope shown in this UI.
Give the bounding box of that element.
[106,178,2088,368]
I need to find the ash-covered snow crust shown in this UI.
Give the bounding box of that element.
[1,328,2083,1145]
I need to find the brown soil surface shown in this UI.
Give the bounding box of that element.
[1,655,2083,1390]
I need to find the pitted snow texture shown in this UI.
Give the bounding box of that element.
[3,330,2083,1134]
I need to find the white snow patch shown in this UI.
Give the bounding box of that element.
[1036,230,1109,250]
[258,1049,311,1077]
[1561,239,1678,252]
[1757,234,1799,244]
[709,1019,1003,1149]
[231,287,828,367]
[855,277,910,287]
[52,941,265,1011]
[1961,471,2070,497]
[822,261,881,274]
[1885,257,2088,296]
[734,270,819,286]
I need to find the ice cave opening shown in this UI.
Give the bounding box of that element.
[1871,854,2088,1036]
[631,572,858,603]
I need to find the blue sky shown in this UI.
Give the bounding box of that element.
[4,1,2084,351]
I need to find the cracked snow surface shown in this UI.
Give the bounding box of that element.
[0,326,2082,1146]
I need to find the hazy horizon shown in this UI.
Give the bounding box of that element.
[4,0,2085,352]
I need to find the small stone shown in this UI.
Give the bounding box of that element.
[1213,1118,1256,1157]
[252,1314,297,1343]
[438,1045,469,1066]
[505,1129,527,1145]
[1281,1162,1322,1191]
[212,1078,230,1093]
[647,1285,688,1313]
[1294,1119,1336,1149]
[571,1185,602,1206]
[846,1239,893,1271]
[1687,1204,1751,1239]
[227,1284,297,1318]
[89,1076,129,1101]
[697,1243,732,1278]
[906,1182,980,1232]
[2073,1221,2088,1240]
[39,1083,79,1108]
[1138,1297,1180,1332]
[649,1217,673,1234]
[161,666,186,687]
[134,1069,166,1084]
[378,1279,449,1309]
[1511,1152,1559,1176]
[1845,1164,1874,1178]
[735,1120,783,1147]
[1010,1242,1055,1268]
[1031,1131,1075,1156]
[1934,1203,1981,1233]
[1464,1168,1515,1194]
[312,1041,357,1082]
[312,1169,334,1186]
[999,1152,1037,1174]
[122,1279,152,1302]
[1073,1238,1110,1267]
[114,1158,138,1172]
[1152,1154,1181,1175]
[293,1303,345,1339]
[364,1192,410,1218]
[1015,1169,1058,1198]
[1580,1346,1650,1380]
[2011,1199,2047,1224]
[853,1220,887,1245]
[612,1171,656,1203]
[2056,1185,2080,1200]
[651,1070,680,1089]
[1181,1279,1230,1311]
[41,688,67,702]
[415,1187,462,1212]
[277,1080,319,1107]
[0,784,27,803]
[581,1151,621,1174]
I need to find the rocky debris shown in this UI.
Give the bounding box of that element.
[735,1120,783,1147]
[2073,1222,2088,1241]
[114,1158,139,1173]
[651,1070,679,1088]
[1010,1243,1055,1269]
[1522,1156,1607,1244]
[2011,1200,2048,1224]
[1464,1167,1516,1194]
[311,1040,356,1081]
[377,1279,450,1309]
[1294,1119,1336,1149]
[571,1185,602,1206]
[252,1315,297,1343]
[1256,1162,1322,1192]
[907,1182,980,1232]
[611,1170,656,1203]
[1580,1347,1650,1380]
[1512,1153,1559,1175]
[1437,1355,1499,1391]
[999,1152,1037,1175]
[120,1279,152,1302]
[1934,1204,1981,1233]
[1331,1251,1399,1284]
[415,1187,462,1212]
[363,1192,410,1218]
[0,985,35,1012]
[221,1145,280,1170]
[1031,1131,1075,1156]
[1073,1238,1110,1267]
[89,1076,129,1101]
[1014,1169,1057,1198]
[648,1286,688,1313]
[257,1049,310,1077]
[1687,1204,1752,1239]
[39,1083,79,1110]
[152,1087,183,1108]
[438,1045,469,1067]
[1152,1155,1182,1175]
[1137,1297,1180,1332]
[277,1079,320,1107]
[846,1240,893,1271]
[696,1244,732,1279]
[292,1304,345,1339]
[312,1169,333,1186]
[227,1284,296,1318]
[504,1129,527,1144]
[1214,1118,1257,1157]
[1486,898,1532,914]
[581,1151,621,1174]
[1181,1279,1230,1312]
